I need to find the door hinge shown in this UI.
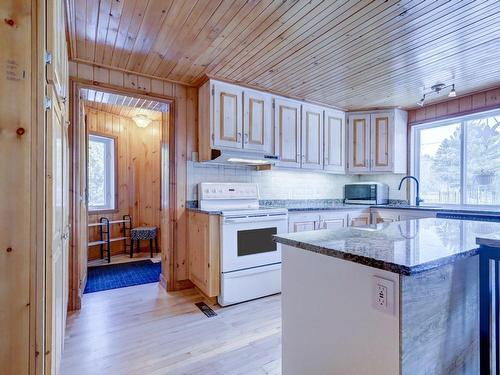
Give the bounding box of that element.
[44,96,52,111]
[44,51,52,65]
[211,87,214,96]
[211,133,215,141]
[272,101,275,109]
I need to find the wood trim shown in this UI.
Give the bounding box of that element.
[374,116,389,167]
[71,57,197,87]
[408,87,500,125]
[87,131,119,213]
[353,119,366,167]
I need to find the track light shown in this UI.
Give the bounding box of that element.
[448,84,456,97]
[417,83,456,107]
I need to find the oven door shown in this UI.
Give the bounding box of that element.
[221,214,287,273]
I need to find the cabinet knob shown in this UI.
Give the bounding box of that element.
[244,133,248,144]
[237,132,242,142]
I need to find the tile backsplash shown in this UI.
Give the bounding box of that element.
[187,162,408,201]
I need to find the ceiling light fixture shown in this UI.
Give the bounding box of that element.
[133,114,152,128]
[417,83,457,107]
[448,84,456,98]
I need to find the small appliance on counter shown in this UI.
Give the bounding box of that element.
[198,182,288,306]
[344,182,389,205]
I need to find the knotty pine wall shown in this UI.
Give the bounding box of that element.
[85,106,162,259]
[408,86,500,125]
[70,60,197,290]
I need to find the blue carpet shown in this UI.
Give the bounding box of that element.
[84,260,161,294]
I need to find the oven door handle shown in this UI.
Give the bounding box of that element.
[223,215,288,224]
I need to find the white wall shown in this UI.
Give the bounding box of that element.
[188,161,408,202]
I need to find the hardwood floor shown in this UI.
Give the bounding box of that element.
[61,283,281,375]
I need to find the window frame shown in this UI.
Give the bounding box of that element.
[87,132,118,213]
[411,108,500,209]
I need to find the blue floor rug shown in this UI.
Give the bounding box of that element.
[84,260,161,294]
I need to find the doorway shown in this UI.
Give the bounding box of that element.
[70,84,172,301]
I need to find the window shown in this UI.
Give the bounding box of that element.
[412,110,500,206]
[88,134,116,211]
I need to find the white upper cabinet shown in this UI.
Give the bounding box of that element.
[243,89,273,153]
[274,97,302,168]
[348,109,407,174]
[324,109,346,173]
[213,82,243,150]
[301,104,324,170]
[348,113,371,173]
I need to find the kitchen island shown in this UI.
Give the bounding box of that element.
[274,218,500,375]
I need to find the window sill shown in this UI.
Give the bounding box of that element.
[89,208,119,215]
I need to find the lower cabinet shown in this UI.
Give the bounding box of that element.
[188,211,220,297]
[347,211,371,227]
[288,209,368,233]
[371,208,436,223]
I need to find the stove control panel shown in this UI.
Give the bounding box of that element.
[199,182,259,200]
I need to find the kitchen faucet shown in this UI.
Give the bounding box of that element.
[398,176,424,206]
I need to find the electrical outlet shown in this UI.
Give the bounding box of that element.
[372,276,395,315]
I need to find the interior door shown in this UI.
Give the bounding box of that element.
[78,101,88,296]
[213,81,243,150]
[45,87,68,375]
[324,109,345,173]
[370,113,393,172]
[348,114,370,173]
[274,98,301,168]
[243,89,273,153]
[301,104,324,170]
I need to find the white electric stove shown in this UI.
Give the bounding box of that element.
[199,182,287,306]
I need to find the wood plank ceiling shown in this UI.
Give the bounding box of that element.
[82,88,165,120]
[66,0,500,110]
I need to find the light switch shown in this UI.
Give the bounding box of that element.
[372,276,395,315]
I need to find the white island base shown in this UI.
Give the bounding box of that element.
[282,245,478,375]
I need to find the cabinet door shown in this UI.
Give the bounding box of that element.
[275,98,301,168]
[213,82,243,150]
[348,114,370,173]
[301,104,324,170]
[371,210,400,224]
[47,0,68,102]
[45,87,68,375]
[320,212,348,229]
[324,109,345,173]
[288,213,320,232]
[188,212,220,297]
[370,113,393,172]
[243,89,273,154]
[347,211,371,227]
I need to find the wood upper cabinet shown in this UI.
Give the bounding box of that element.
[301,104,324,170]
[243,89,273,153]
[188,211,220,298]
[348,114,371,173]
[348,109,407,174]
[324,109,346,173]
[213,81,243,150]
[274,97,302,168]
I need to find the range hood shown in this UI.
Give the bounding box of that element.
[199,149,278,167]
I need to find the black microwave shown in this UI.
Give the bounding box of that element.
[344,183,389,205]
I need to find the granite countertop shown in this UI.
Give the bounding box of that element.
[274,218,500,275]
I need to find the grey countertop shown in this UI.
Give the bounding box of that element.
[274,218,500,275]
